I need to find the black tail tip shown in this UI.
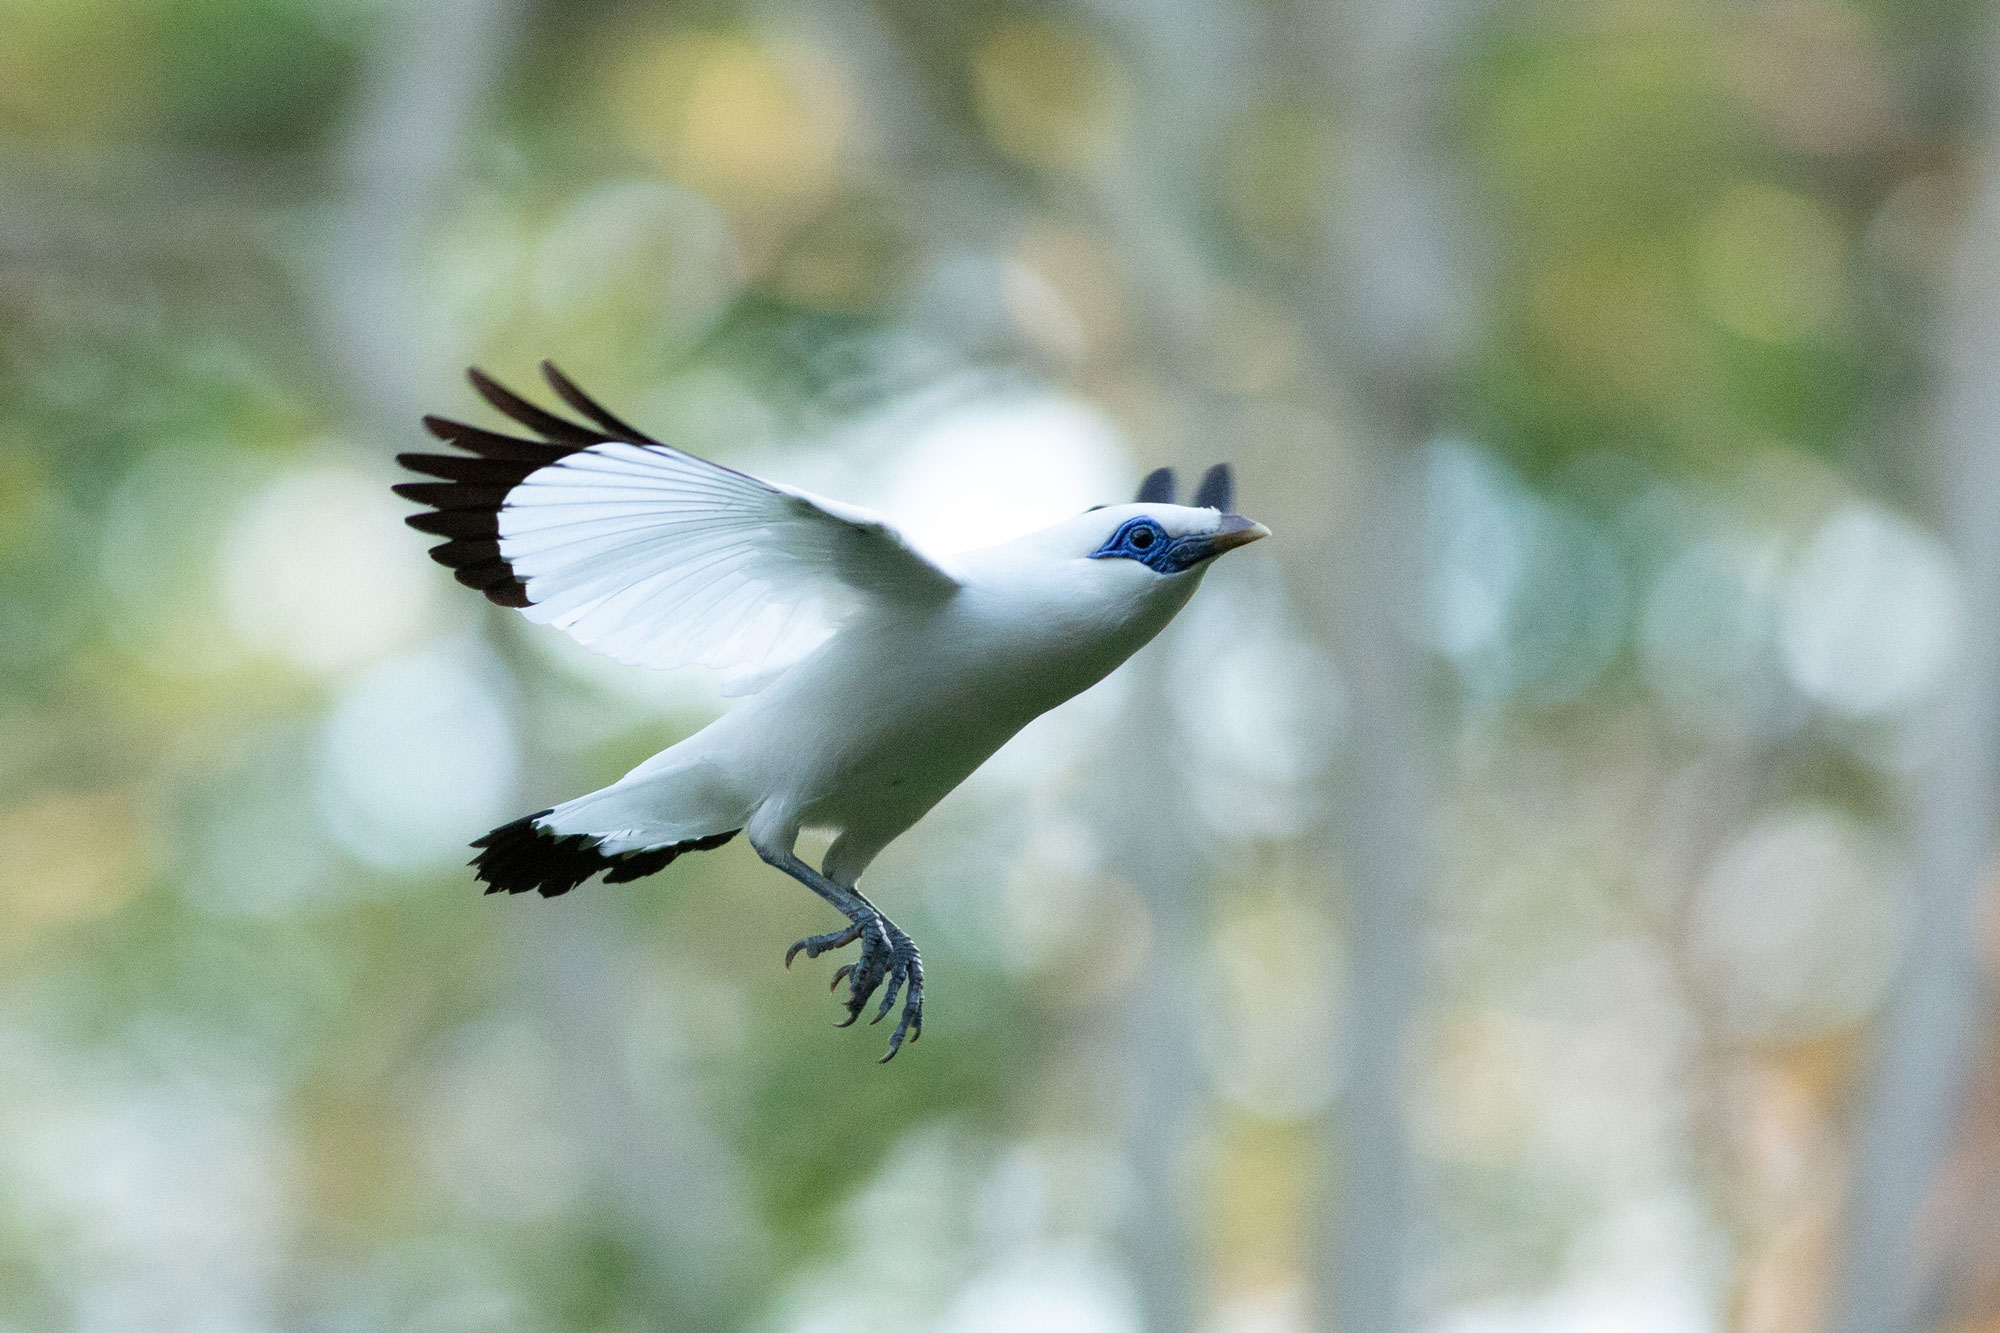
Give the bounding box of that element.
[468,815,740,898]
[468,810,600,898]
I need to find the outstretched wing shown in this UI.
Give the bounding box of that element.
[396,363,959,678]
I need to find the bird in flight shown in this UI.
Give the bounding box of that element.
[396,363,1270,1060]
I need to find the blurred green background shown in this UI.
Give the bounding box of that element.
[4,0,2000,1330]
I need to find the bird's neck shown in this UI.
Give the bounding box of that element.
[968,559,1204,682]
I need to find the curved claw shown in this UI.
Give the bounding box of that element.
[830,963,855,992]
[872,932,924,1058]
[836,983,880,1028]
[871,967,905,1024]
[843,969,887,1024]
[878,983,923,1062]
[786,922,861,968]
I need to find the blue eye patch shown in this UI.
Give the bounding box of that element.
[1088,517,1214,574]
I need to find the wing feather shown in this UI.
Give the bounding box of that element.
[540,360,655,441]
[397,363,959,679]
[468,367,604,446]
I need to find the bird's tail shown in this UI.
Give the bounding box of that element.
[470,816,738,898]
[470,757,751,898]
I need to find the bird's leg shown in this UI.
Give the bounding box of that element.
[756,845,924,1061]
[764,850,886,973]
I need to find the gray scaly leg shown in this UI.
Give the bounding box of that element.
[755,845,924,1061]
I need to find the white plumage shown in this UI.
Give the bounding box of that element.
[502,440,958,679]
[397,364,1269,1059]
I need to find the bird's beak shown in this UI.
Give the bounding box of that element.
[1208,513,1272,553]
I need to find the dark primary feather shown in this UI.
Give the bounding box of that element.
[420,416,572,465]
[405,508,501,538]
[1192,462,1234,512]
[469,366,606,446]
[541,359,655,442]
[396,454,540,485]
[427,537,500,565]
[1135,467,1177,504]
[452,557,518,592]
[391,481,513,510]
[394,363,645,608]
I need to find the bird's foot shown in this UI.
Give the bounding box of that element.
[859,921,923,1063]
[785,910,924,1062]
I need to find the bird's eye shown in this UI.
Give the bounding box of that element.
[1129,524,1157,550]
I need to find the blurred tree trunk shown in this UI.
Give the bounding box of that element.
[1312,447,1434,1333]
[1076,8,1253,1327]
[1073,2,1475,1326]
[1298,1,1475,1328]
[1099,642,1208,1333]
[321,0,520,434]
[1830,20,2000,1333]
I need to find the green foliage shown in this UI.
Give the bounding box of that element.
[150,0,366,152]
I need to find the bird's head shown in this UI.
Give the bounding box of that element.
[959,462,1269,648]
[1065,463,1269,576]
[963,462,1268,632]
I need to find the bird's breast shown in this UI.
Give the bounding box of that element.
[835,578,1181,749]
[736,568,1198,833]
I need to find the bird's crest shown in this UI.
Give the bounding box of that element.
[1086,464,1235,512]
[1135,467,1177,504]
[1192,463,1233,511]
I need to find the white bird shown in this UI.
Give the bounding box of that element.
[397,364,1270,1060]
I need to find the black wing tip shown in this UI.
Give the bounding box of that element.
[391,481,512,509]
[400,367,622,606]
[425,537,500,567]
[451,557,517,590]
[402,365,678,613]
[389,480,441,501]
[536,360,585,403]
[462,367,520,425]
[1136,467,1177,505]
[538,360,655,443]
[464,365,528,419]
[423,362,642,456]
[469,816,739,898]
[405,508,494,537]
[396,451,472,480]
[1192,462,1234,512]
[457,365,606,446]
